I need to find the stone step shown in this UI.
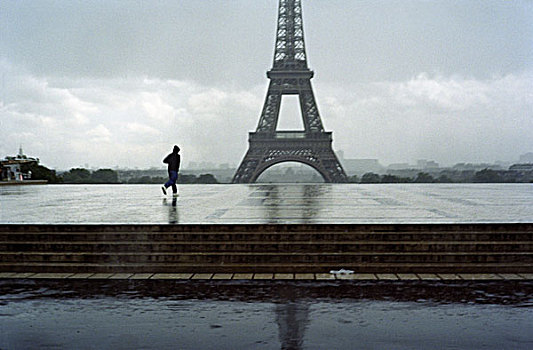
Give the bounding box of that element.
[1,272,531,281]
[1,241,532,253]
[1,262,531,274]
[2,224,531,274]
[1,223,530,233]
[2,231,531,242]
[2,251,531,264]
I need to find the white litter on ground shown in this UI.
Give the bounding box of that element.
[329,269,354,275]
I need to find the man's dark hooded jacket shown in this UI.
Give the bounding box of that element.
[163,146,181,172]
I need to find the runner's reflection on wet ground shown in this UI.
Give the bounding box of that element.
[163,197,179,224]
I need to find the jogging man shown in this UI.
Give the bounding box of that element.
[162,145,180,196]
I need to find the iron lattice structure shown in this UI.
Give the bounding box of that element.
[232,0,347,183]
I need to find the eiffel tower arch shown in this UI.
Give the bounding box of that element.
[232,0,347,184]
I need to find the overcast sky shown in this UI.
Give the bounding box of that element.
[1,0,532,170]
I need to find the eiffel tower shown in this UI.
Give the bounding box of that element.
[232,0,347,183]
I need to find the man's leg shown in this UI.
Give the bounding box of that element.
[162,171,175,195]
[168,171,178,194]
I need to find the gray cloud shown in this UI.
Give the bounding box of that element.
[1,0,532,170]
[320,71,533,165]
[1,60,531,169]
[2,1,531,84]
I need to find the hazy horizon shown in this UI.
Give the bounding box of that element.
[1,0,532,170]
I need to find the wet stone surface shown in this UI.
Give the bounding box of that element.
[1,184,532,224]
[0,280,532,349]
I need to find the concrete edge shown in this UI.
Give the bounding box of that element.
[0,272,531,281]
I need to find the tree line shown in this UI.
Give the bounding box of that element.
[349,169,533,184]
[21,164,219,184]
[126,174,218,184]
[22,163,532,184]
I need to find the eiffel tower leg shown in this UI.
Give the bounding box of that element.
[318,148,348,183]
[232,138,347,184]
[299,82,324,133]
[232,148,261,184]
[257,84,282,133]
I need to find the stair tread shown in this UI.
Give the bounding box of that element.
[3,251,532,256]
[2,262,531,267]
[2,240,532,244]
[1,230,531,235]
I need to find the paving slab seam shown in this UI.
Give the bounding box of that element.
[0,272,531,280]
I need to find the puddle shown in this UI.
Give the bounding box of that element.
[1,280,532,349]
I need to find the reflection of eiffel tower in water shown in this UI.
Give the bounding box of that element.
[276,302,310,350]
[232,0,347,183]
[260,184,327,223]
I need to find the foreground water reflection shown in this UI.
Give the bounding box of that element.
[1,280,532,349]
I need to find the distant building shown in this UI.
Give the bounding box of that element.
[342,159,385,175]
[519,152,533,163]
[495,160,512,169]
[1,147,39,182]
[336,151,385,175]
[452,163,502,171]
[386,169,420,178]
[187,161,216,170]
[509,163,533,171]
[387,163,411,171]
[416,159,439,169]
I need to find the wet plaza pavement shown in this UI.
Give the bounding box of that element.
[1,279,532,349]
[1,183,532,224]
